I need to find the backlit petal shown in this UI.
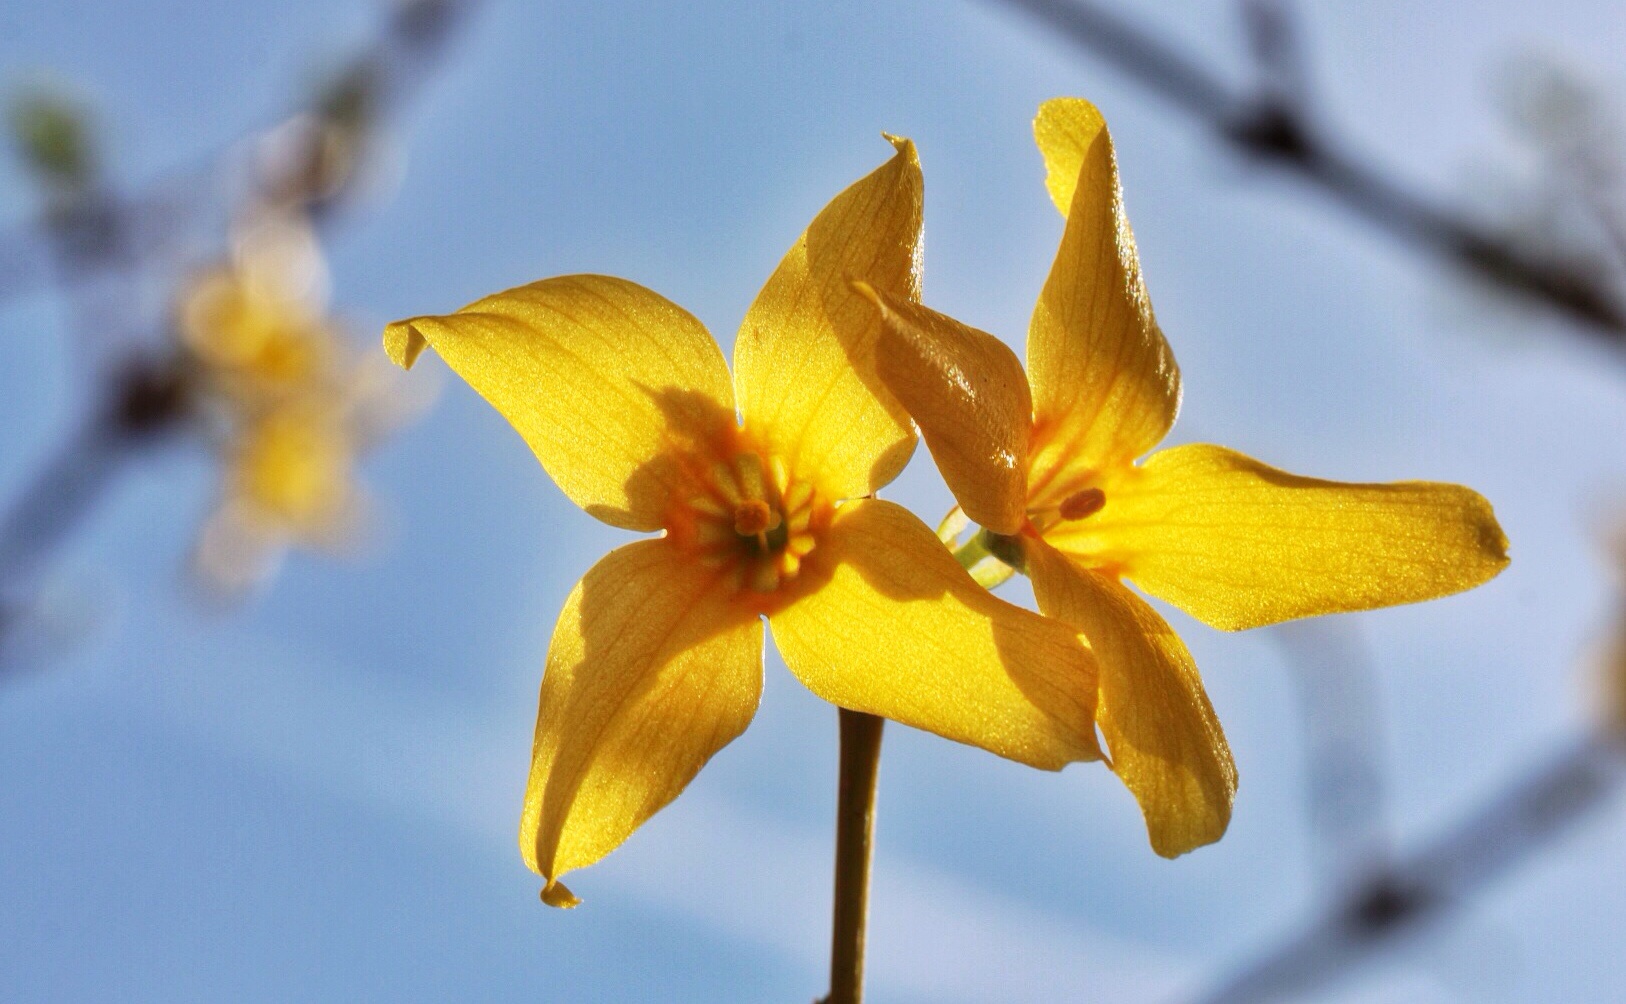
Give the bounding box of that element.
[385,275,735,531]
[1048,444,1510,631]
[1026,98,1180,495]
[520,538,764,905]
[858,282,1032,534]
[769,498,1100,769]
[734,137,922,500]
[1026,540,1234,857]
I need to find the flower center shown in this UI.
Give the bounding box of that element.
[675,446,824,597]
[733,499,779,536]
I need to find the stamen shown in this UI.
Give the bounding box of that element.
[768,455,791,493]
[733,452,768,500]
[778,551,803,579]
[710,461,743,504]
[1058,487,1106,521]
[734,499,781,536]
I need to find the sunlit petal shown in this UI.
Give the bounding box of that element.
[1027,98,1180,495]
[385,275,736,531]
[1026,540,1234,857]
[769,498,1100,769]
[1048,443,1510,631]
[734,137,922,500]
[520,539,764,906]
[858,283,1033,535]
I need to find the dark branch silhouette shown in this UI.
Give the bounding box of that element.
[989,0,1626,346]
[1189,733,1622,1003]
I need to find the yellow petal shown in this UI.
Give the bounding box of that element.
[1026,98,1180,496]
[857,282,1033,535]
[734,137,922,500]
[520,538,764,902]
[1026,539,1234,857]
[768,498,1100,769]
[1048,443,1511,631]
[385,275,735,531]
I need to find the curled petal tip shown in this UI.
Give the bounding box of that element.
[382,320,428,370]
[541,879,581,909]
[880,132,918,163]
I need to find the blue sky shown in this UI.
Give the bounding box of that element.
[4,1,1626,1001]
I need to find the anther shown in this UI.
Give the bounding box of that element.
[1058,487,1106,521]
[734,499,781,536]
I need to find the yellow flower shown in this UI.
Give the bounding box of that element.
[384,138,1103,907]
[178,212,336,397]
[857,99,1510,857]
[194,396,365,595]
[183,209,433,596]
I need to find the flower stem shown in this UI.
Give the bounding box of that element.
[826,708,884,1004]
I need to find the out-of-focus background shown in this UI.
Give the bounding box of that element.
[3,2,1626,1001]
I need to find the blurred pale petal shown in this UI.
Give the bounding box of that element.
[229,400,354,535]
[520,539,764,906]
[385,274,736,531]
[1047,444,1510,631]
[859,282,1033,535]
[769,498,1100,769]
[1027,98,1180,496]
[734,137,922,500]
[1026,540,1234,857]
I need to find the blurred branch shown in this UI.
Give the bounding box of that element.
[0,0,476,306]
[0,359,191,634]
[1272,620,1394,896]
[989,0,1626,347]
[1188,732,1623,1004]
[254,0,476,225]
[0,0,478,667]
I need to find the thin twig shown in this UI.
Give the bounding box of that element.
[1188,732,1623,1004]
[988,0,1626,345]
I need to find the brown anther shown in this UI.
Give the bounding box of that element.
[733,499,780,536]
[1058,487,1106,521]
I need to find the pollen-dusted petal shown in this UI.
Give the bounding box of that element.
[1026,98,1180,491]
[768,498,1101,769]
[734,136,922,501]
[520,538,764,902]
[1026,539,1235,857]
[857,283,1033,535]
[385,275,735,531]
[1051,443,1511,631]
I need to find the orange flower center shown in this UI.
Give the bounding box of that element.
[671,445,827,599]
[732,499,779,536]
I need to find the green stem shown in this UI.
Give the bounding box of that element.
[950,527,1021,590]
[826,708,884,1004]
